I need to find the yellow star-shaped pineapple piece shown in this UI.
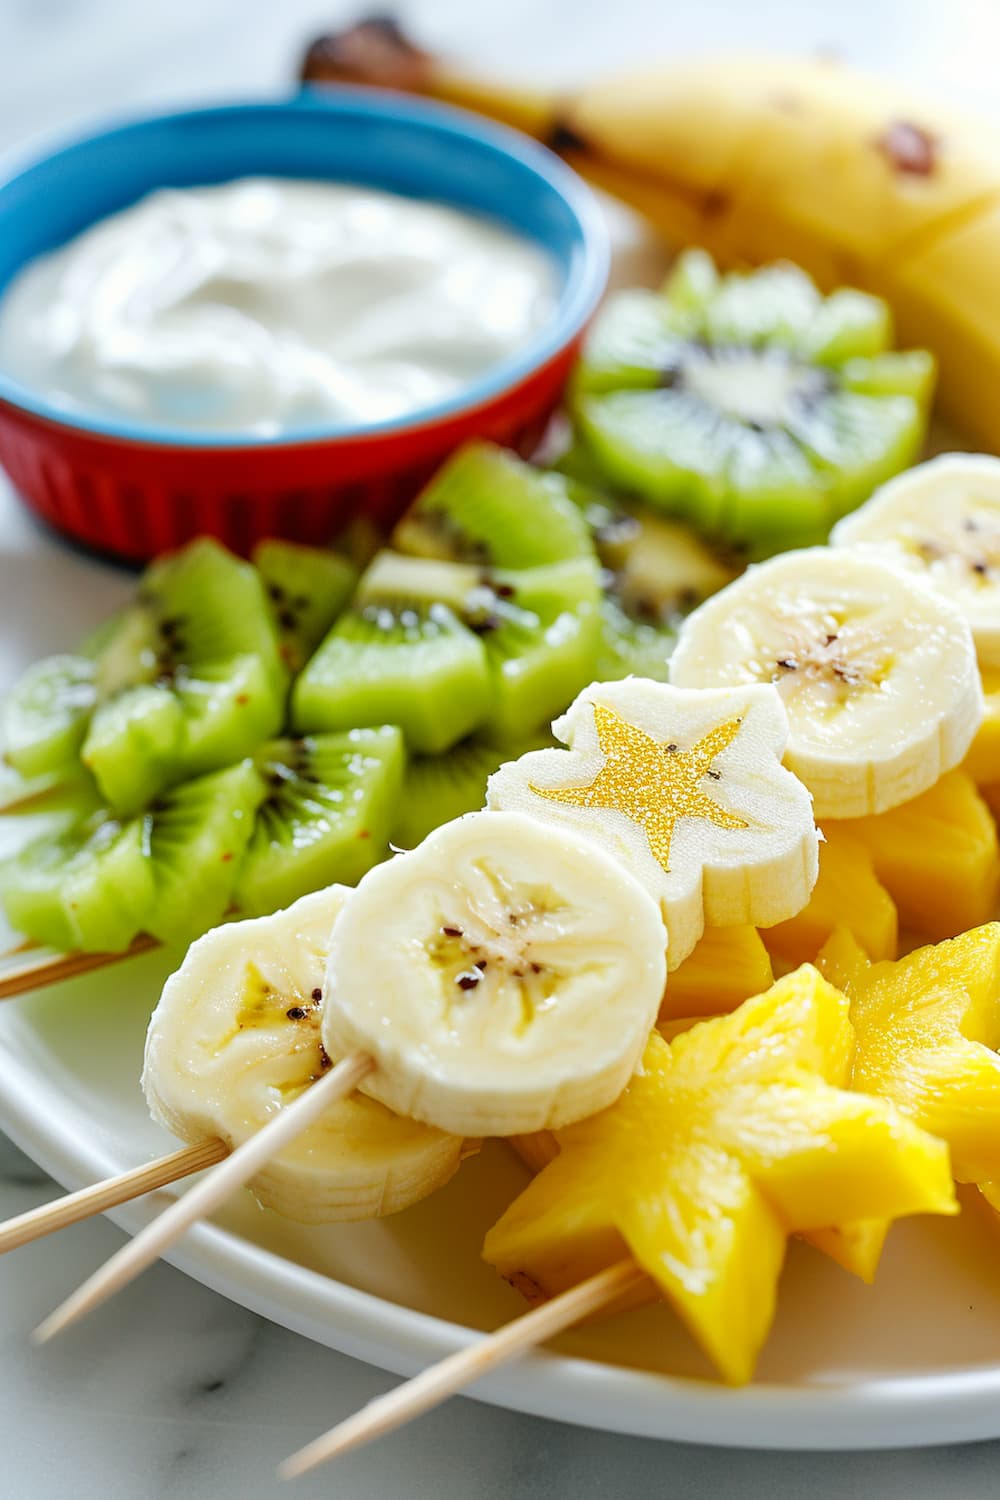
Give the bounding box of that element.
[485,966,955,1384]
[488,679,818,969]
[819,922,1000,1225]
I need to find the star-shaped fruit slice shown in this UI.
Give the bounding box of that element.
[819,922,1000,1230]
[488,678,818,968]
[484,965,955,1384]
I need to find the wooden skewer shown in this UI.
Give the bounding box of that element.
[33,1050,375,1344]
[278,1257,651,1479]
[0,935,159,1001]
[0,1138,228,1255]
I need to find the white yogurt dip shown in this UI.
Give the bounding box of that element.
[0,178,559,436]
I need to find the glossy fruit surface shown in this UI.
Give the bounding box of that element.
[485,965,954,1383]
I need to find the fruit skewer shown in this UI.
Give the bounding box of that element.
[310,913,1000,1477]
[0,669,814,1268]
[19,558,984,1314]
[17,642,983,1440]
[280,964,957,1478]
[2,886,469,1259]
[32,810,670,1340]
[27,667,822,1330]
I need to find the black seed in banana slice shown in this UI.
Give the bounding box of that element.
[488,678,818,970]
[321,810,667,1138]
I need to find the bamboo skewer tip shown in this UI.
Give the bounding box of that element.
[278,1258,648,1480]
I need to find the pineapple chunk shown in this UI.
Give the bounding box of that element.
[485,967,955,1384]
[764,828,898,968]
[819,922,1000,1186]
[510,1005,716,1170]
[836,770,999,942]
[661,924,773,1019]
[963,669,1000,788]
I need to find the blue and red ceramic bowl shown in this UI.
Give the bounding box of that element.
[0,90,608,561]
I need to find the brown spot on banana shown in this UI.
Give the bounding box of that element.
[876,120,939,176]
[301,17,434,92]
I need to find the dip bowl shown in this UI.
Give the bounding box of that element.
[0,90,608,561]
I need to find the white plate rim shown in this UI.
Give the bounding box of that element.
[4,1039,1000,1452]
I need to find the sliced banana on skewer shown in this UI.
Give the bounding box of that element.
[832,453,1000,668]
[670,547,982,819]
[143,887,466,1223]
[487,679,817,969]
[322,810,667,1138]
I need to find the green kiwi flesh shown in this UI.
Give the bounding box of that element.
[143,761,266,942]
[572,251,935,558]
[2,655,97,780]
[0,806,156,953]
[0,761,264,953]
[549,466,735,682]
[81,539,286,813]
[235,727,404,916]
[393,731,553,851]
[351,550,603,744]
[293,595,489,755]
[253,539,358,674]
[392,442,594,569]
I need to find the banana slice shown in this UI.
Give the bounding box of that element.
[670,547,982,819]
[487,678,817,969]
[322,810,667,1138]
[143,887,465,1223]
[832,454,1000,668]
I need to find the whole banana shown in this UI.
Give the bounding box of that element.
[302,20,1000,450]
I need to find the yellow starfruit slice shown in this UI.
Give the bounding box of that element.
[819,923,1000,1189]
[485,966,955,1384]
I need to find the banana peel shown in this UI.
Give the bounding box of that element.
[301,20,1000,450]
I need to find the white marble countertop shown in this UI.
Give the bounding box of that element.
[3,1,1000,1496]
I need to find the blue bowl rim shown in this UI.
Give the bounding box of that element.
[0,87,609,451]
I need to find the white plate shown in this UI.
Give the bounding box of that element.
[3,496,1000,1453]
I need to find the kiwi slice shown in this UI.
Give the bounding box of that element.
[393,731,553,851]
[392,442,594,569]
[1,804,155,953]
[253,539,358,674]
[0,760,264,953]
[577,490,735,682]
[235,727,404,916]
[81,539,286,813]
[143,761,265,942]
[352,550,602,744]
[2,654,97,780]
[472,559,601,741]
[293,589,490,755]
[572,250,935,558]
[81,683,186,815]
